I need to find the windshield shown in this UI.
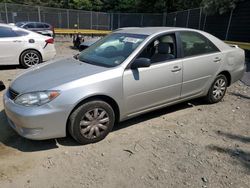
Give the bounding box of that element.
[78,33,148,67]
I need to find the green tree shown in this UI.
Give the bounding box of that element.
[202,0,243,15]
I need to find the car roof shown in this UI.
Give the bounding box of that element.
[15,21,51,25]
[115,27,203,35]
[115,27,231,51]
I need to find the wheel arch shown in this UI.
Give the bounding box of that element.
[218,70,231,86]
[66,95,120,135]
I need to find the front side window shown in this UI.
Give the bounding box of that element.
[138,34,177,64]
[0,27,18,38]
[180,31,219,58]
[79,33,148,67]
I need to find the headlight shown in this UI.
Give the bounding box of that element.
[14,91,60,107]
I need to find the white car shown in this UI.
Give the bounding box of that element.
[0,23,56,68]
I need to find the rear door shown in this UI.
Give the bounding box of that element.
[0,26,27,65]
[178,31,222,98]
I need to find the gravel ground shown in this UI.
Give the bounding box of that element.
[0,41,250,188]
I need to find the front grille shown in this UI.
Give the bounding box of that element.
[8,88,19,100]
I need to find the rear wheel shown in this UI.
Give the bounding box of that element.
[206,74,228,104]
[20,50,42,68]
[68,100,115,144]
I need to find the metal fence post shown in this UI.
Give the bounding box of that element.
[110,13,113,30]
[58,12,62,28]
[67,10,70,28]
[27,13,30,21]
[91,11,93,29]
[5,3,8,24]
[140,14,143,27]
[77,11,80,29]
[174,13,177,27]
[38,6,41,22]
[203,13,207,30]
[225,9,233,40]
[97,12,99,30]
[162,12,167,26]
[118,13,121,28]
[198,8,202,29]
[186,10,190,27]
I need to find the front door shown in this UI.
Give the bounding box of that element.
[123,33,183,116]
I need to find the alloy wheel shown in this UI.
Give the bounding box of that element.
[23,52,40,67]
[212,78,226,100]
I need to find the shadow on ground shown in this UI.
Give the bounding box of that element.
[0,65,23,70]
[0,110,59,153]
[228,91,250,100]
[207,131,250,174]
[0,98,204,151]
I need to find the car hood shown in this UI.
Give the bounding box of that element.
[10,58,109,93]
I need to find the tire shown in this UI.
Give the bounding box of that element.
[206,74,228,104]
[20,50,42,68]
[68,100,115,144]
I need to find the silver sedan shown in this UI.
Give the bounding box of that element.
[3,27,246,144]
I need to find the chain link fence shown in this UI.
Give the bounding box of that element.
[165,1,250,43]
[111,13,165,30]
[0,3,165,30]
[0,3,111,30]
[0,2,249,44]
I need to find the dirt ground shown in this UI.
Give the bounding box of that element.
[0,40,250,188]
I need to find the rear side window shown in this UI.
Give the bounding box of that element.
[180,31,219,58]
[14,30,29,36]
[44,24,50,28]
[36,23,45,28]
[0,27,18,37]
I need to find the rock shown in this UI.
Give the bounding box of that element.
[201,177,208,183]
[187,102,195,107]
[236,106,240,110]
[233,150,240,156]
[101,153,104,156]
[232,109,235,112]
[177,121,184,127]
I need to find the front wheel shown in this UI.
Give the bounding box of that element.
[206,74,228,104]
[68,100,115,144]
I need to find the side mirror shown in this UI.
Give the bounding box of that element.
[0,81,6,91]
[131,58,151,69]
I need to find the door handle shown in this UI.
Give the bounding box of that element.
[213,57,221,62]
[13,40,22,43]
[171,66,182,72]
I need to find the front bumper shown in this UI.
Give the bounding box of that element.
[3,92,67,140]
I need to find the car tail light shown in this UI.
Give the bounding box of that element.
[45,38,54,44]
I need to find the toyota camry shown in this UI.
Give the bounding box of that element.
[3,27,245,144]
